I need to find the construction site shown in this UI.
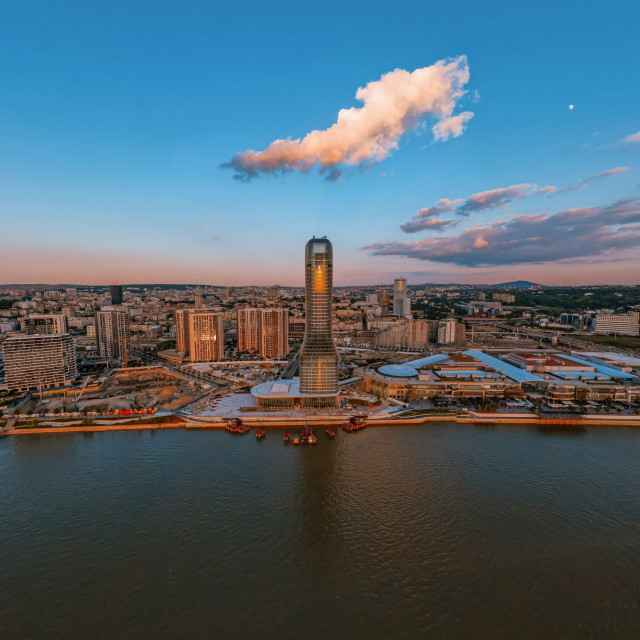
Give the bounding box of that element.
[20,366,208,415]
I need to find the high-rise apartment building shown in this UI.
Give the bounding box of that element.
[259,308,289,358]
[437,319,458,345]
[22,314,68,335]
[110,285,123,305]
[237,308,289,357]
[96,309,130,360]
[175,310,224,361]
[299,237,339,397]
[378,286,390,315]
[237,308,261,352]
[3,333,77,392]
[175,309,190,355]
[393,277,407,316]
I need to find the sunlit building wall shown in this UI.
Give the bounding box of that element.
[299,237,339,399]
[187,311,224,362]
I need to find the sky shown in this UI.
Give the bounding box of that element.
[1,0,639,287]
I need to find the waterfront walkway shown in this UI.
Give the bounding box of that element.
[3,411,640,437]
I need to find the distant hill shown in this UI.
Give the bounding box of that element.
[490,280,544,288]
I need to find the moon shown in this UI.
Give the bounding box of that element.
[569,104,574,110]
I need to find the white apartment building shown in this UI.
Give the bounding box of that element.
[3,333,77,392]
[437,319,458,345]
[591,311,640,336]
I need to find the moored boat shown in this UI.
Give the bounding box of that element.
[326,426,335,437]
[256,427,266,440]
[225,418,249,434]
[283,430,291,442]
[342,415,367,432]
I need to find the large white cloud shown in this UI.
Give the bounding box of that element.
[223,56,473,180]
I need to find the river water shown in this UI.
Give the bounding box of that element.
[1,424,639,639]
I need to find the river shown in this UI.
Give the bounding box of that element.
[1,423,639,638]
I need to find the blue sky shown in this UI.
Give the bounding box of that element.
[1,0,639,285]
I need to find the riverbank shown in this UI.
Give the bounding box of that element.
[3,412,639,436]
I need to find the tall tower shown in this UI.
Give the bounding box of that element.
[393,277,407,316]
[299,237,339,395]
[110,285,123,306]
[378,286,391,315]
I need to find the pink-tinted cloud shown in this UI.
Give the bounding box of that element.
[555,166,630,192]
[621,131,640,145]
[456,183,550,216]
[580,166,629,182]
[400,184,554,233]
[432,111,474,141]
[223,56,473,180]
[367,198,640,266]
[400,217,462,233]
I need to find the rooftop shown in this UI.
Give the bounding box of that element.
[250,378,340,399]
[378,364,419,378]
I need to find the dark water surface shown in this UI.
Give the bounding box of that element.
[1,424,640,639]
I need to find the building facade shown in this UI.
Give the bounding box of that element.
[22,314,68,335]
[96,309,130,360]
[259,308,289,358]
[110,285,123,305]
[298,237,339,403]
[3,333,77,392]
[237,308,261,352]
[393,277,407,316]
[175,310,224,362]
[591,311,639,336]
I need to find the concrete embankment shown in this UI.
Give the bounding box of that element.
[4,419,185,436]
[3,413,639,437]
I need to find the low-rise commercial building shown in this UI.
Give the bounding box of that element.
[590,311,639,335]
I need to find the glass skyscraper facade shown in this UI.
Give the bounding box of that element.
[299,236,339,396]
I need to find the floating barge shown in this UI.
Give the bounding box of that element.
[342,415,367,432]
[224,418,250,434]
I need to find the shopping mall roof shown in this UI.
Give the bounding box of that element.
[464,350,545,384]
[552,371,611,380]
[407,353,450,369]
[556,354,635,380]
[438,370,488,378]
[377,364,419,378]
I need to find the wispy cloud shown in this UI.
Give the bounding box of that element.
[555,166,629,192]
[580,166,629,182]
[223,56,473,181]
[400,184,553,233]
[432,111,474,141]
[620,131,640,147]
[400,217,462,233]
[366,198,640,267]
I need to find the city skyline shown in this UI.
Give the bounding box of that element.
[2,1,639,286]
